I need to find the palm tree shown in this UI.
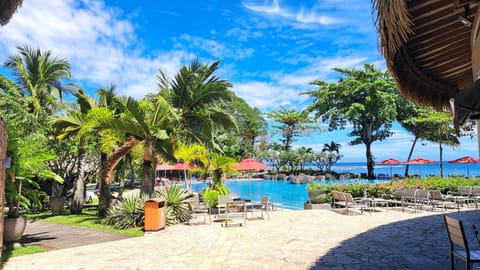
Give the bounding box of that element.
[54,86,133,216]
[99,96,175,195]
[4,45,73,118]
[322,141,341,172]
[53,89,95,214]
[156,59,237,150]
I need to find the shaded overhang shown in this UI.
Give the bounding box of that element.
[0,0,23,26]
[374,0,480,129]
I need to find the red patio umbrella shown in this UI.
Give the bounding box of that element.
[171,163,196,170]
[156,163,174,178]
[376,158,403,177]
[404,157,436,177]
[233,158,271,171]
[404,157,436,165]
[448,156,479,177]
[171,162,197,191]
[156,163,174,170]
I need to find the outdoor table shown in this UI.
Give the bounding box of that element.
[361,198,389,214]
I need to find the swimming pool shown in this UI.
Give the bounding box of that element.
[191,178,390,210]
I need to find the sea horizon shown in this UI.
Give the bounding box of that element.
[324,161,480,178]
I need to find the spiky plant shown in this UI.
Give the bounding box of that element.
[103,194,148,229]
[156,184,190,225]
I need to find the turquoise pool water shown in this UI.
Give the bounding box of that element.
[191,179,390,210]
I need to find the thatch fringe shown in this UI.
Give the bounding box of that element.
[372,0,413,58]
[372,0,457,111]
[0,0,23,26]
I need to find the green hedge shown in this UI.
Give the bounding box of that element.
[307,176,480,198]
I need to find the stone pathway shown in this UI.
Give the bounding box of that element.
[19,220,131,250]
[4,208,480,269]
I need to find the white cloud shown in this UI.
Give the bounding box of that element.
[0,0,193,99]
[273,55,368,87]
[233,81,308,111]
[296,7,344,25]
[243,0,290,17]
[243,0,348,28]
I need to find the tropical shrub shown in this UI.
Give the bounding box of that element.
[103,194,148,229]
[156,184,190,225]
[201,185,229,208]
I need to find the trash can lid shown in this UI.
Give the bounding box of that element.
[146,198,165,203]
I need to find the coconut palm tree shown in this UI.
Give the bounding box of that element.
[52,89,95,213]
[54,86,133,216]
[4,45,73,118]
[156,59,237,150]
[99,96,175,195]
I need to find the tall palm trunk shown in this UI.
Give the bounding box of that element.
[70,145,86,214]
[404,136,419,177]
[141,141,154,195]
[439,140,444,178]
[98,152,111,217]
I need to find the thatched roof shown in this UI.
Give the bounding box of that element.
[0,0,22,26]
[373,0,480,118]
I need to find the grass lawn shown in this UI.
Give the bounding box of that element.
[2,245,49,265]
[27,208,144,237]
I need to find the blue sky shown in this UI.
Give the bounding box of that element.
[0,0,478,162]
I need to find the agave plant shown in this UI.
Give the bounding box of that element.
[156,184,190,225]
[103,194,149,229]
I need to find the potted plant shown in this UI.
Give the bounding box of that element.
[305,182,330,209]
[4,134,64,243]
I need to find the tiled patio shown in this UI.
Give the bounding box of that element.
[4,207,480,270]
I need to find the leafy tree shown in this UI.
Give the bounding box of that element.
[322,141,342,172]
[220,97,266,159]
[408,111,459,178]
[266,106,316,151]
[156,59,237,150]
[296,147,314,172]
[312,151,328,173]
[304,63,397,179]
[4,45,73,118]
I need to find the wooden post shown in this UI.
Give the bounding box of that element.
[0,117,7,259]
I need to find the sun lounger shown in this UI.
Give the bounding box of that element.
[429,190,458,212]
[331,191,365,214]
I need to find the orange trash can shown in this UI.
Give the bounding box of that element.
[144,199,166,231]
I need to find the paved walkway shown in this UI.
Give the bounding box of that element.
[18,220,131,250]
[4,208,480,270]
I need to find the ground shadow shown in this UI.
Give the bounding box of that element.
[310,209,480,270]
[20,232,57,246]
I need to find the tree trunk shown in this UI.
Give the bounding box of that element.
[98,153,111,217]
[129,155,135,186]
[141,159,153,195]
[404,136,419,177]
[366,142,375,179]
[117,158,126,200]
[70,146,86,214]
[439,140,444,178]
[141,142,153,195]
[0,117,7,258]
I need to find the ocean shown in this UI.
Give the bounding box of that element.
[328,162,480,178]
